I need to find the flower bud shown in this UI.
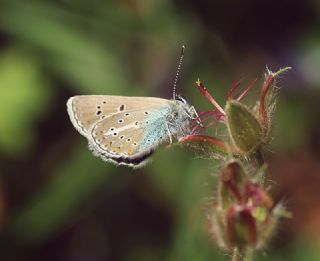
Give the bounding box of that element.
[225,100,262,154]
[227,205,257,248]
[208,163,288,252]
[219,161,247,208]
[244,182,273,210]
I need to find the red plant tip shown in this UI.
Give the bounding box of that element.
[227,77,257,101]
[227,78,242,100]
[259,67,292,128]
[191,110,225,127]
[259,74,273,127]
[196,79,226,115]
[235,78,257,101]
[190,110,226,135]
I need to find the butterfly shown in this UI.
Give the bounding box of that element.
[67,95,198,167]
[66,46,200,168]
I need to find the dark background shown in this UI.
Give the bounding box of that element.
[0,0,320,260]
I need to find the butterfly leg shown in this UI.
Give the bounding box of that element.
[166,123,173,144]
[187,106,202,124]
[187,106,198,119]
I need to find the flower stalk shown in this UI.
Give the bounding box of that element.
[181,67,291,261]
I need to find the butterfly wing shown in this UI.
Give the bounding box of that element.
[67,95,172,167]
[67,95,169,136]
[89,111,152,166]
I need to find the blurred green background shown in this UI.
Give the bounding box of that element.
[0,0,320,260]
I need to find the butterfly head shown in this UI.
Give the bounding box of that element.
[165,95,199,139]
[175,95,199,120]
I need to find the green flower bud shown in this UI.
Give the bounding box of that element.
[225,100,262,154]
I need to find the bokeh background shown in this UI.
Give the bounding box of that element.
[0,0,320,260]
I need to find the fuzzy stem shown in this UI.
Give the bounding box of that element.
[230,247,254,261]
[259,67,292,129]
[243,247,254,261]
[231,248,241,261]
[259,75,273,129]
[271,66,292,77]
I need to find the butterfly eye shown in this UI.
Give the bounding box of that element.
[176,95,188,104]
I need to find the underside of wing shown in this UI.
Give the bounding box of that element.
[88,106,171,167]
[67,95,169,137]
[90,110,161,166]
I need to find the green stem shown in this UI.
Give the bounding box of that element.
[243,247,254,261]
[230,247,254,261]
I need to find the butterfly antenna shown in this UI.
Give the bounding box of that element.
[173,45,186,99]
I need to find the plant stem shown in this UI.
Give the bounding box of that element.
[230,247,254,261]
[243,247,254,261]
[231,248,241,261]
[254,149,265,169]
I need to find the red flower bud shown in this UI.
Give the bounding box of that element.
[227,205,257,248]
[219,161,247,207]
